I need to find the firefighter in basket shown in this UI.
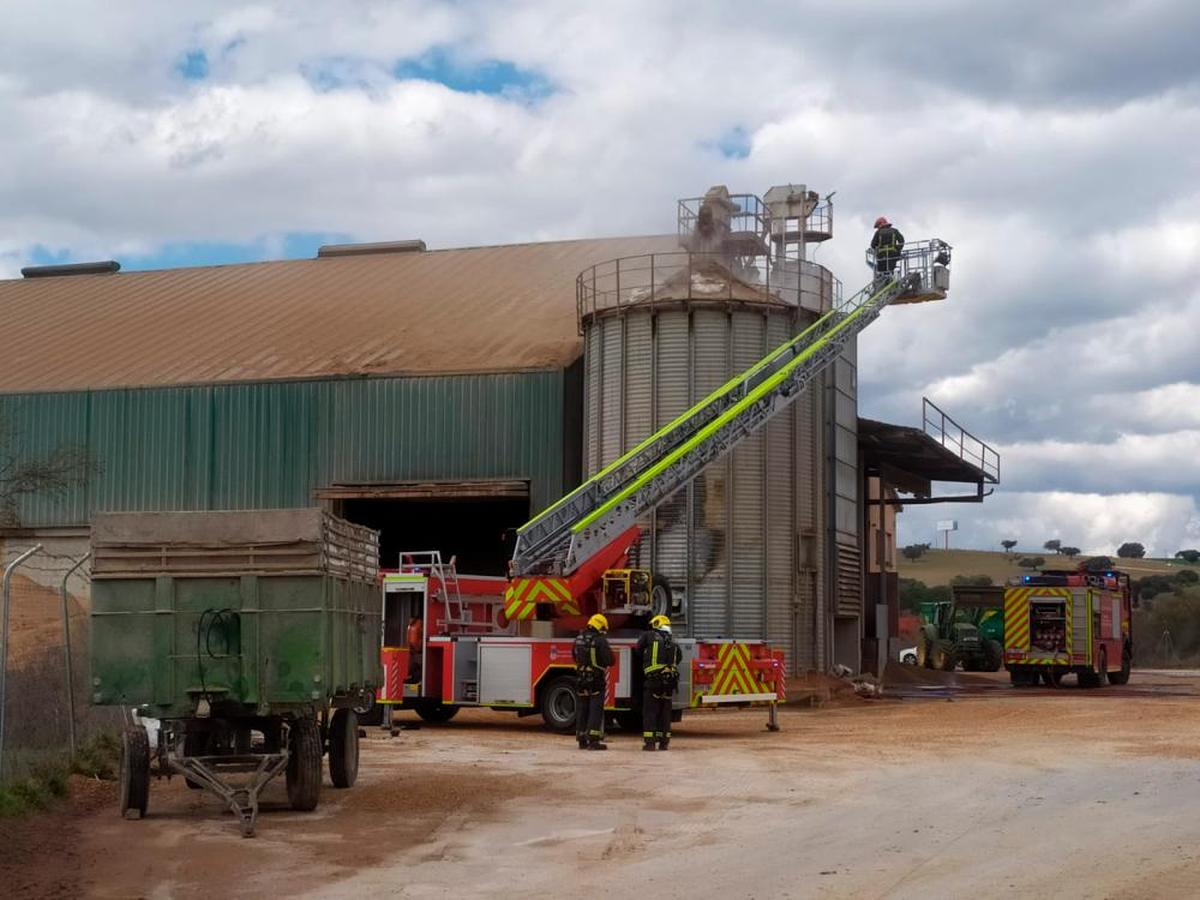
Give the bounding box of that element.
[637,614,682,752]
[573,614,614,751]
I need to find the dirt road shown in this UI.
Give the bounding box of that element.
[8,671,1200,899]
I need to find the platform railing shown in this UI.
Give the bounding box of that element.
[922,397,1000,483]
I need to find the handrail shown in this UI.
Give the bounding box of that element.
[921,398,1000,483]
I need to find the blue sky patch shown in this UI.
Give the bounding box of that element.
[26,232,354,274]
[393,47,552,99]
[703,126,752,160]
[176,50,210,81]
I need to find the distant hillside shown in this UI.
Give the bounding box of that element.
[897,548,1196,587]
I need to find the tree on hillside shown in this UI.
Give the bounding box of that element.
[1082,556,1114,572]
[1060,546,1081,559]
[0,413,98,527]
[901,544,928,562]
[1117,542,1146,559]
[1175,550,1200,564]
[1017,556,1046,570]
[1001,539,1018,555]
[1043,539,1062,554]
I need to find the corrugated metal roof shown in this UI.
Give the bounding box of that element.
[0,234,679,393]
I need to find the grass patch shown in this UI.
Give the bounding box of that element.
[0,732,120,818]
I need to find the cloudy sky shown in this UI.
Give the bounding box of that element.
[2,1,1198,556]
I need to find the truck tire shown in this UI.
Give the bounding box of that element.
[539,674,577,733]
[286,717,322,812]
[650,575,673,616]
[414,700,460,724]
[1108,647,1132,685]
[119,726,150,819]
[328,709,359,789]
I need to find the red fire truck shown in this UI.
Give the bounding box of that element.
[1004,565,1134,687]
[375,553,784,732]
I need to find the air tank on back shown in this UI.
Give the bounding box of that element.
[577,185,837,672]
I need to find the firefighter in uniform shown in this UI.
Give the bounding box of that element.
[573,613,614,750]
[637,614,682,751]
[870,216,905,279]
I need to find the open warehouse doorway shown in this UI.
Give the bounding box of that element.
[320,481,530,575]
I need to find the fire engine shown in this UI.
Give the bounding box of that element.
[1004,564,1134,688]
[370,243,952,733]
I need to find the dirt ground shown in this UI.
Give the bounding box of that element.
[7,670,1200,899]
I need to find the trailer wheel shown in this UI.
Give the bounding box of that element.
[1108,646,1132,685]
[286,717,322,812]
[539,675,577,733]
[119,726,150,820]
[328,709,360,789]
[414,700,460,724]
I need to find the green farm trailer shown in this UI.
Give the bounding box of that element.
[90,509,381,836]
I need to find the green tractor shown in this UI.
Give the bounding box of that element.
[918,586,1005,672]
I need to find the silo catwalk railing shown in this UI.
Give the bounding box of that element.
[512,241,951,577]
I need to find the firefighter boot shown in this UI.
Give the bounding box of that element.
[578,736,588,750]
[642,739,656,752]
[658,738,670,751]
[587,740,608,751]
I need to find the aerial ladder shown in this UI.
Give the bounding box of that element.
[378,238,951,730]
[504,239,952,626]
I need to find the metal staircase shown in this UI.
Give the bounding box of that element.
[512,249,946,578]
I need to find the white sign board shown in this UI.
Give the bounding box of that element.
[935,520,959,532]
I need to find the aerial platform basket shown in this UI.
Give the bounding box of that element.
[866,239,952,305]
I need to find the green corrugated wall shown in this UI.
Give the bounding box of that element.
[0,372,568,526]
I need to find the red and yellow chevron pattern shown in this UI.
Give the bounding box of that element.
[708,643,760,696]
[1004,586,1071,659]
[503,577,580,621]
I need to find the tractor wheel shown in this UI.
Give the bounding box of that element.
[983,640,1004,672]
[286,717,322,812]
[414,700,460,724]
[1108,647,1132,685]
[119,726,150,820]
[539,675,578,733]
[328,709,360,789]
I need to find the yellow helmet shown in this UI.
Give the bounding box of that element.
[650,614,671,630]
[587,613,609,632]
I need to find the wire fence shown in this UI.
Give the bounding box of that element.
[0,545,117,782]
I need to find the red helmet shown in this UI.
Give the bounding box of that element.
[874,216,890,228]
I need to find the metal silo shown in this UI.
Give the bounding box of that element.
[578,185,838,672]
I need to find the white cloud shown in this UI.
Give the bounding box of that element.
[2,1,1200,540]
[899,490,1200,558]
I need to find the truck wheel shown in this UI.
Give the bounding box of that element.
[119,726,150,819]
[328,709,360,789]
[286,717,322,812]
[1108,647,1132,685]
[650,575,673,616]
[414,700,460,724]
[539,675,577,733]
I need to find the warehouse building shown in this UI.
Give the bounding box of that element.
[0,184,996,674]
